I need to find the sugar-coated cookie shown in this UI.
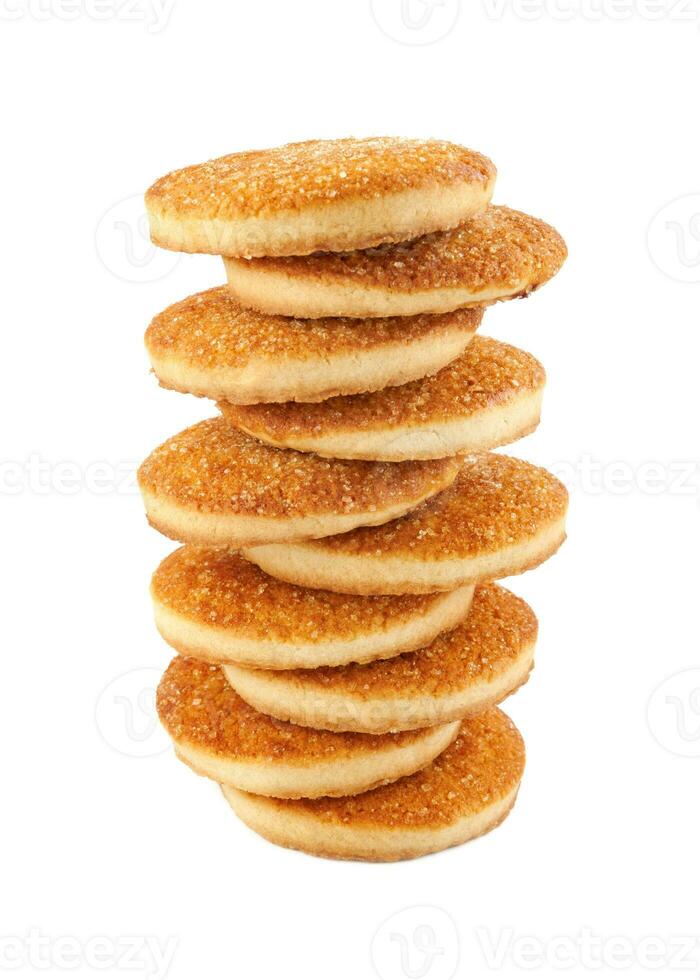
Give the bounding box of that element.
[157,657,459,799]
[220,336,545,460]
[224,206,567,318]
[243,453,568,594]
[224,585,535,732]
[138,418,459,548]
[151,547,475,669]
[145,287,482,404]
[222,708,525,861]
[146,137,496,257]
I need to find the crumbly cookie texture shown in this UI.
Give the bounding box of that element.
[137,418,458,518]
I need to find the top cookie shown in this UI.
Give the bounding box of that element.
[145,137,496,258]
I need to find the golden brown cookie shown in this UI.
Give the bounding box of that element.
[243,453,568,594]
[145,286,482,404]
[224,206,567,318]
[146,137,496,257]
[220,336,545,460]
[221,708,525,861]
[224,585,536,733]
[151,547,475,670]
[157,657,460,799]
[138,418,459,548]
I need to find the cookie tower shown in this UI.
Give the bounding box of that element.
[140,139,568,862]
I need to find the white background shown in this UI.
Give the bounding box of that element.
[1,1,699,978]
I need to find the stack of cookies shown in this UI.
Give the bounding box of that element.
[139,138,568,862]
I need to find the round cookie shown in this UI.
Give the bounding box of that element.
[221,708,525,861]
[220,336,545,461]
[157,657,460,800]
[224,206,567,318]
[145,286,483,405]
[138,418,459,548]
[146,137,496,258]
[151,547,476,670]
[224,585,536,733]
[242,453,568,594]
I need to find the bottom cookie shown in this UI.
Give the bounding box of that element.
[221,708,525,862]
